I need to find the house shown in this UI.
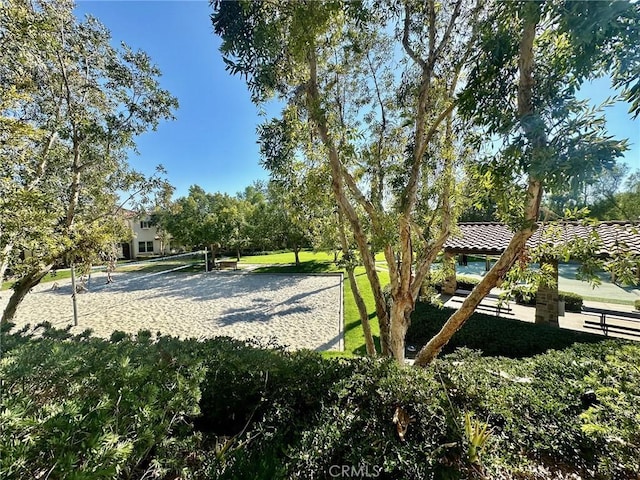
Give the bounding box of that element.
[118,210,171,260]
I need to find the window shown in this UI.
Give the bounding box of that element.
[138,241,154,253]
[140,220,151,229]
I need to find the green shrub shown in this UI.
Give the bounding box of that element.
[195,338,351,439]
[1,325,204,479]
[456,275,480,291]
[635,299,640,311]
[513,287,583,312]
[559,291,583,312]
[282,342,640,479]
[3,324,639,480]
[430,274,480,294]
[440,342,640,479]
[283,358,467,479]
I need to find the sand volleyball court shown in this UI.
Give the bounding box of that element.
[0,270,343,351]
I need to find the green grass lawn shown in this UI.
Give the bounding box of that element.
[242,253,388,357]
[252,260,340,274]
[240,250,337,264]
[2,269,77,291]
[241,250,388,265]
[342,268,389,356]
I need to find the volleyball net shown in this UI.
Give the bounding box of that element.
[83,250,208,292]
[117,250,207,275]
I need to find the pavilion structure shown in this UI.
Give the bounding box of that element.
[441,221,640,326]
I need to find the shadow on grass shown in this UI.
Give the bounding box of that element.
[405,302,610,359]
[349,335,382,356]
[345,302,614,359]
[252,260,339,274]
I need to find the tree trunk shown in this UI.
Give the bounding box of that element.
[0,243,14,284]
[210,244,218,268]
[346,265,376,356]
[294,247,300,266]
[307,48,390,355]
[414,3,543,367]
[338,209,376,356]
[1,267,51,324]
[389,295,413,362]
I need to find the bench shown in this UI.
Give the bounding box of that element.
[582,306,640,337]
[449,289,513,317]
[215,260,238,270]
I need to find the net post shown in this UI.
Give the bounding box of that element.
[70,263,79,326]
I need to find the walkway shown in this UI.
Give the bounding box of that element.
[441,291,639,341]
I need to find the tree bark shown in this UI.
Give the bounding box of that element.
[294,247,300,267]
[1,267,52,324]
[0,243,14,285]
[338,209,376,356]
[307,47,391,355]
[414,2,544,367]
[346,264,376,356]
[389,294,413,361]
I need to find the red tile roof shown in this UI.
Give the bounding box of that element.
[444,222,640,257]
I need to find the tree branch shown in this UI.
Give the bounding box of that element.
[402,2,427,69]
[432,0,464,66]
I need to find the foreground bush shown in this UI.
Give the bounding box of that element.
[0,324,204,479]
[2,323,639,479]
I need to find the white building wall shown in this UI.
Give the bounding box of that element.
[119,216,171,259]
[129,216,170,258]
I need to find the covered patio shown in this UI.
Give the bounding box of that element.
[442,221,640,326]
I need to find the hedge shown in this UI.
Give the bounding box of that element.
[2,323,639,479]
[514,287,584,312]
[431,275,481,293]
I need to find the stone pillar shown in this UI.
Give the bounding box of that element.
[442,252,457,295]
[535,258,559,327]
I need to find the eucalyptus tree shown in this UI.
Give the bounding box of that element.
[214,0,638,364]
[260,120,378,350]
[1,0,177,323]
[214,0,482,361]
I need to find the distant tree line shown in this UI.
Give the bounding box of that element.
[153,180,339,265]
[460,166,640,223]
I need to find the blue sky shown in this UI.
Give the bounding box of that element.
[75,0,275,199]
[75,1,639,200]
